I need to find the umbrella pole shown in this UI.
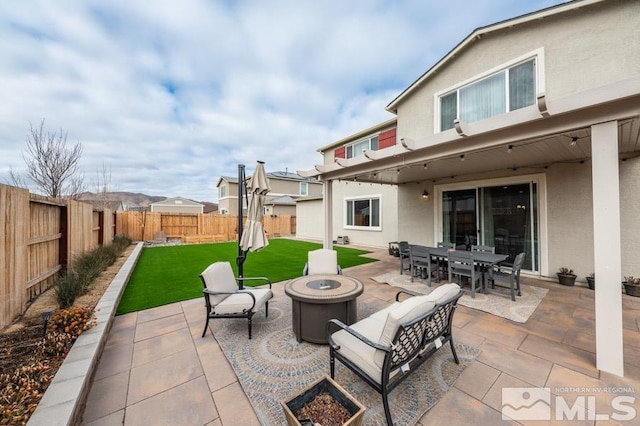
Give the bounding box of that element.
[236,164,246,288]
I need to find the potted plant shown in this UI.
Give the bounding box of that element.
[586,273,595,290]
[282,376,365,426]
[557,267,577,286]
[623,276,640,297]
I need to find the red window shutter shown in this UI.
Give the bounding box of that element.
[335,146,346,159]
[378,128,396,149]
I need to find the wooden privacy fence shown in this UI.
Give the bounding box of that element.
[0,184,115,329]
[115,211,296,242]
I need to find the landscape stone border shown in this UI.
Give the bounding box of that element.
[28,242,144,426]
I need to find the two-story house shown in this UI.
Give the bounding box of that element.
[216,170,322,216]
[299,0,640,376]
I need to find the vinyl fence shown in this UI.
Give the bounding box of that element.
[115,211,296,243]
[0,184,115,329]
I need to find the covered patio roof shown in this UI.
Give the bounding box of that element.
[300,77,640,185]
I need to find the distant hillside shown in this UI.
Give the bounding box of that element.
[78,192,217,211]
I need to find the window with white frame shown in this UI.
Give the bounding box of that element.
[300,182,308,196]
[439,57,537,131]
[346,135,379,159]
[220,185,227,198]
[346,197,380,229]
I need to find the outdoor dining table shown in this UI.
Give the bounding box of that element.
[426,247,509,290]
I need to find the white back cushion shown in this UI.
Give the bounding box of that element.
[201,262,238,305]
[374,296,436,368]
[423,283,461,305]
[307,249,338,275]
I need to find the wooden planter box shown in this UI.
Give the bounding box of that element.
[282,376,365,426]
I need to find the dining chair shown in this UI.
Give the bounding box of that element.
[398,241,411,274]
[436,241,455,278]
[490,251,525,301]
[472,244,496,282]
[448,250,483,298]
[409,244,439,285]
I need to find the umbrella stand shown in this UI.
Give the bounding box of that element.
[236,163,248,287]
[236,161,268,289]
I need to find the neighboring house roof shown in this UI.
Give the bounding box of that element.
[265,171,319,183]
[216,176,238,188]
[82,199,125,211]
[151,196,204,207]
[386,0,605,112]
[296,194,323,203]
[264,195,297,206]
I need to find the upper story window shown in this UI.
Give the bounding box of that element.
[220,185,227,198]
[439,57,537,131]
[300,182,308,196]
[346,136,379,159]
[345,196,381,230]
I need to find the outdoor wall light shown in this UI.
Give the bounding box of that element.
[423,163,428,169]
[570,136,578,147]
[460,154,465,162]
[507,145,513,153]
[421,190,430,201]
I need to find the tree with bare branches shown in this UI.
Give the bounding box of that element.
[11,119,85,198]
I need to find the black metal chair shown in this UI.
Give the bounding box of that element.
[200,261,272,339]
[327,285,463,426]
[448,250,483,298]
[409,244,439,285]
[490,252,525,301]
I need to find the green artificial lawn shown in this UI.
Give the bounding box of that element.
[116,239,377,314]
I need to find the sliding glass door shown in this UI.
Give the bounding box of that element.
[442,182,538,271]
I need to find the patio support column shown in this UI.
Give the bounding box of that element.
[323,179,333,249]
[591,120,624,377]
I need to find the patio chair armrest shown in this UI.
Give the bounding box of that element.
[395,289,419,301]
[236,276,272,289]
[326,319,391,352]
[302,263,309,275]
[337,265,342,275]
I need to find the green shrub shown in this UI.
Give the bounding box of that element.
[54,271,83,309]
[54,237,131,308]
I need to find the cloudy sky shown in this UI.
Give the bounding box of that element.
[0,0,567,202]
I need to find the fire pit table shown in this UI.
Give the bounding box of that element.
[284,274,364,344]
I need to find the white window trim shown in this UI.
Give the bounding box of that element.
[432,173,547,276]
[345,134,380,159]
[300,181,308,196]
[344,194,382,231]
[434,47,546,132]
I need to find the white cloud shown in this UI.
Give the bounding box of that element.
[0,0,566,201]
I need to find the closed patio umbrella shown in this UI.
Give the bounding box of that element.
[240,162,270,253]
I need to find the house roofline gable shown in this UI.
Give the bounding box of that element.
[386,0,606,112]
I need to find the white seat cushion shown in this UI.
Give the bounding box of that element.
[213,288,273,315]
[332,316,386,384]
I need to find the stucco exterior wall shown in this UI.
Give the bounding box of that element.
[397,183,436,246]
[295,199,323,242]
[396,0,640,141]
[330,181,398,248]
[620,156,640,277]
[545,162,594,280]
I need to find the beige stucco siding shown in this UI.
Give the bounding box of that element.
[331,181,398,248]
[269,179,322,197]
[296,199,324,242]
[396,0,640,142]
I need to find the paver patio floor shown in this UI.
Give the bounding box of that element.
[82,247,640,425]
